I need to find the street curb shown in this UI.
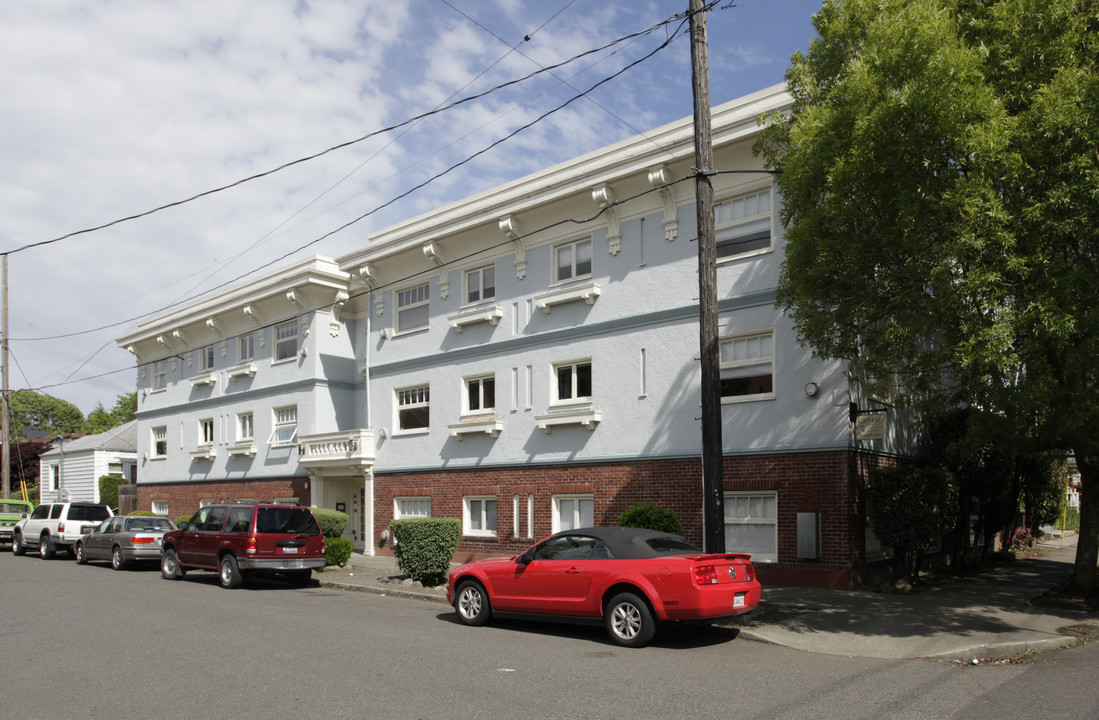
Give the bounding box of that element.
[319,579,449,604]
[919,636,1081,662]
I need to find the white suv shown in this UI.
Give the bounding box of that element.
[11,502,114,559]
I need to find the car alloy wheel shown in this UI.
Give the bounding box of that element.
[605,592,656,648]
[454,580,491,626]
[12,533,24,556]
[111,547,126,571]
[39,533,54,559]
[75,542,88,565]
[161,549,182,580]
[219,554,243,589]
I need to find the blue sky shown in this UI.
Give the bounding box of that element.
[0,0,821,416]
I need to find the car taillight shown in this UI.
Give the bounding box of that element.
[246,537,257,554]
[694,565,719,585]
[321,539,326,553]
[130,537,155,546]
[58,523,65,533]
[745,564,755,581]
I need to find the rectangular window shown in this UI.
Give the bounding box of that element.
[48,465,59,491]
[152,426,168,459]
[554,238,592,283]
[199,345,215,371]
[151,500,170,517]
[464,496,497,537]
[554,360,592,403]
[153,361,167,391]
[274,321,298,362]
[238,334,254,362]
[724,492,777,563]
[715,188,772,259]
[237,412,254,441]
[270,406,298,446]
[396,385,430,432]
[553,494,594,533]
[395,497,431,519]
[199,418,215,445]
[396,283,430,333]
[720,330,775,401]
[465,265,496,304]
[465,375,496,414]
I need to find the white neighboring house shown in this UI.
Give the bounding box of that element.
[39,421,138,505]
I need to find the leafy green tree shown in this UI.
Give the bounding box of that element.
[758,0,1099,594]
[82,392,136,435]
[866,465,958,584]
[9,390,84,442]
[617,502,684,535]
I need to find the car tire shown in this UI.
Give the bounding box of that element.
[75,541,88,565]
[454,580,491,626]
[161,549,184,580]
[219,554,243,589]
[39,533,55,559]
[12,532,25,556]
[111,546,126,571]
[604,592,656,648]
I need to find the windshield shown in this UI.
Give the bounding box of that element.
[255,507,319,535]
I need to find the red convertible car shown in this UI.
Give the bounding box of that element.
[446,526,761,647]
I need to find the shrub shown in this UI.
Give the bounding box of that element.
[128,510,156,517]
[98,475,129,509]
[617,502,683,535]
[325,538,354,567]
[312,507,350,538]
[389,518,461,587]
[866,465,958,583]
[175,515,194,526]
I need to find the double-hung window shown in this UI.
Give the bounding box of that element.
[554,238,592,283]
[715,187,772,260]
[238,334,254,362]
[464,496,497,537]
[465,375,496,415]
[396,283,430,333]
[724,492,777,563]
[199,418,215,446]
[465,265,495,304]
[237,412,254,442]
[274,322,298,362]
[270,406,298,446]
[152,361,167,391]
[151,426,168,459]
[553,494,594,532]
[554,360,592,404]
[719,331,774,401]
[199,345,215,371]
[396,385,429,432]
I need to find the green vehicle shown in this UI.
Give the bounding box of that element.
[0,499,35,545]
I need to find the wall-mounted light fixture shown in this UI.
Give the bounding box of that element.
[804,381,820,398]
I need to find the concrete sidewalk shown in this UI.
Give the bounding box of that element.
[315,535,1098,661]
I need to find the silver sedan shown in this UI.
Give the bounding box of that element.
[75,516,176,570]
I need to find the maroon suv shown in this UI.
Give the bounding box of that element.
[160,502,326,588]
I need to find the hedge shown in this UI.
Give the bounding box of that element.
[389,518,461,587]
[98,476,129,510]
[617,502,683,535]
[325,538,354,567]
[312,507,350,538]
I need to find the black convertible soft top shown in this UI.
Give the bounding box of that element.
[550,526,701,559]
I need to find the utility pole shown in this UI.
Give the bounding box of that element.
[2,253,9,499]
[690,0,725,553]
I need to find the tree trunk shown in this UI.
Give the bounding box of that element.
[1071,454,1099,595]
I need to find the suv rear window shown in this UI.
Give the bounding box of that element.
[68,505,111,521]
[255,507,319,535]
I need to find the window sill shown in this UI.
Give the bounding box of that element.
[534,281,600,314]
[227,442,257,458]
[226,363,257,380]
[189,447,216,461]
[447,304,503,333]
[393,428,429,437]
[189,373,217,388]
[271,356,298,366]
[534,407,601,433]
[448,416,503,439]
[721,394,776,404]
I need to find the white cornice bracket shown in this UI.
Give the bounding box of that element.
[423,242,448,299]
[171,328,187,347]
[499,215,525,280]
[329,291,349,337]
[205,317,221,336]
[648,165,678,242]
[243,305,262,324]
[591,184,621,255]
[287,289,305,311]
[358,265,384,317]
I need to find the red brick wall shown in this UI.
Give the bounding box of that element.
[136,478,311,519]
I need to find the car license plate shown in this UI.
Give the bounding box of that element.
[282,547,298,554]
[733,593,746,608]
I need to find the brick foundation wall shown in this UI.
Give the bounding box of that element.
[136,478,311,519]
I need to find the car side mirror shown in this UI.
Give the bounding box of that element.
[517,549,534,564]
[177,521,189,531]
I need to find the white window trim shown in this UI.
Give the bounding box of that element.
[552,494,595,533]
[394,497,432,519]
[269,406,298,447]
[714,185,774,263]
[395,384,430,435]
[551,236,594,286]
[199,345,215,371]
[463,496,498,537]
[273,321,299,364]
[395,282,430,335]
[151,500,170,517]
[720,329,776,403]
[237,412,254,441]
[724,491,778,564]
[551,359,593,407]
[462,264,497,307]
[152,361,167,392]
[238,333,255,362]
[151,426,168,460]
